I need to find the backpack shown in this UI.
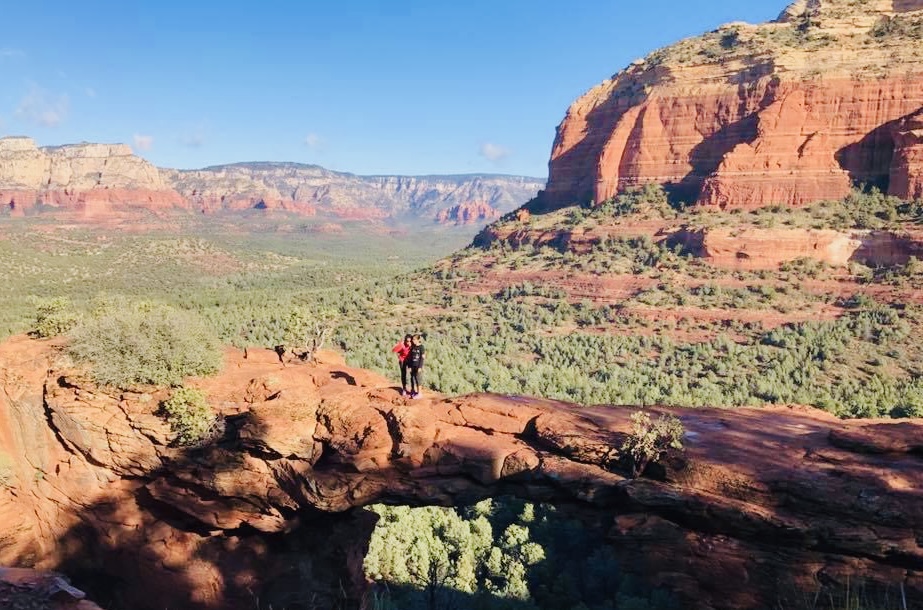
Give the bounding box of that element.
[407,344,424,368]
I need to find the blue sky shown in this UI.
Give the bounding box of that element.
[0,1,784,177]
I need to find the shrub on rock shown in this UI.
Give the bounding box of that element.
[160,386,220,446]
[32,297,82,338]
[620,411,685,477]
[68,300,221,388]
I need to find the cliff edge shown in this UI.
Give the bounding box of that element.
[542,0,923,211]
[1,336,920,609]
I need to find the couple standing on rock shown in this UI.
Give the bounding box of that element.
[392,334,425,398]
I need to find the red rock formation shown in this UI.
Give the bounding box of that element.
[476,209,923,270]
[685,226,923,269]
[0,189,37,216]
[435,201,500,225]
[700,80,923,210]
[0,138,187,216]
[688,227,859,268]
[1,336,922,610]
[0,138,540,224]
[542,1,923,212]
[891,108,923,200]
[163,164,542,221]
[187,192,319,215]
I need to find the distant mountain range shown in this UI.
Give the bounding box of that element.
[0,136,544,225]
[162,161,543,224]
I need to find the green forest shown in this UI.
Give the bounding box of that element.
[363,498,677,610]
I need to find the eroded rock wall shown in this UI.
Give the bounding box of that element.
[891,108,923,200]
[477,215,923,270]
[0,137,543,223]
[542,0,923,211]
[434,200,501,225]
[0,137,186,215]
[682,226,923,269]
[163,164,543,222]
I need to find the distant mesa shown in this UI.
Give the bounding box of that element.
[0,136,544,225]
[434,201,500,225]
[538,0,923,213]
[0,136,185,218]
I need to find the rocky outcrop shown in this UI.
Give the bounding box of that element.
[1,336,922,610]
[434,201,501,225]
[0,567,104,610]
[475,213,923,269]
[678,226,923,269]
[541,0,923,211]
[891,108,923,200]
[0,137,186,216]
[163,163,543,221]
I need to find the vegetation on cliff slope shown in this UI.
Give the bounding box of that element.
[635,1,923,78]
[160,387,221,446]
[67,299,221,388]
[5,187,923,609]
[7,187,923,418]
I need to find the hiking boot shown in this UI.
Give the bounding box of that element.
[399,388,406,396]
[413,392,422,399]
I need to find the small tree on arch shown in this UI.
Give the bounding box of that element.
[620,410,685,478]
[275,307,337,364]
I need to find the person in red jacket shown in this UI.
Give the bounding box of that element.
[392,334,413,395]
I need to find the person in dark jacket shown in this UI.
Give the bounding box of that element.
[391,334,412,395]
[406,334,425,399]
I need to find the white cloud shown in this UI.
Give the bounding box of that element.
[0,48,24,59]
[479,142,511,163]
[179,132,205,148]
[15,84,69,127]
[304,132,324,149]
[85,87,97,98]
[133,134,153,151]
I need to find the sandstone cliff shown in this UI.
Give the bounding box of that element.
[541,0,923,211]
[1,336,921,610]
[476,207,923,270]
[684,226,923,268]
[434,200,501,225]
[162,163,542,222]
[0,137,543,224]
[0,136,186,216]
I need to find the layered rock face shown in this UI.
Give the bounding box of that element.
[892,108,923,200]
[1,336,921,610]
[0,138,543,224]
[476,214,923,270]
[0,137,186,216]
[542,0,923,211]
[677,226,923,269]
[434,200,501,225]
[163,163,542,222]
